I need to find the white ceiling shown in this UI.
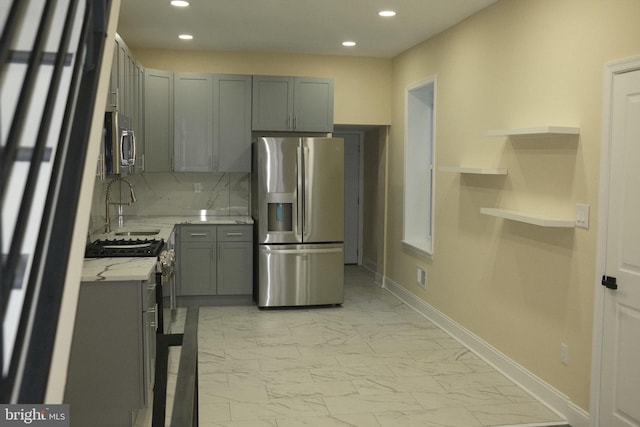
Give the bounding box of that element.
[117,0,497,58]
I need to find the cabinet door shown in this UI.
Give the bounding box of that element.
[117,39,126,114]
[294,77,334,132]
[179,241,217,295]
[214,74,252,172]
[65,280,147,425]
[106,40,118,111]
[252,75,293,131]
[144,69,174,172]
[135,63,145,169]
[174,73,213,172]
[125,50,135,122]
[217,241,253,295]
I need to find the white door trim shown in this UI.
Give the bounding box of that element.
[591,55,640,427]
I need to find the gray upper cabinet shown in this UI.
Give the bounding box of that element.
[144,69,174,172]
[172,73,252,172]
[107,42,118,111]
[252,75,334,132]
[252,75,293,131]
[293,76,334,132]
[107,35,144,172]
[213,74,252,172]
[174,73,214,172]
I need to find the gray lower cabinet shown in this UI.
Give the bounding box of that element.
[177,224,252,297]
[178,225,217,295]
[217,226,253,295]
[65,273,156,427]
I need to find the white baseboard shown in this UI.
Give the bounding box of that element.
[361,258,377,273]
[382,276,590,427]
[360,259,382,285]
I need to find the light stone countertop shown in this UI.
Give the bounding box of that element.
[81,257,158,282]
[82,215,254,282]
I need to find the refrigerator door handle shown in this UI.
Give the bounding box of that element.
[296,145,303,239]
[263,248,343,255]
[302,145,310,239]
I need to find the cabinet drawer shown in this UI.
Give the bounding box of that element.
[180,225,216,242]
[217,225,252,242]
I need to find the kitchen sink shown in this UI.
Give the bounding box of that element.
[114,229,161,236]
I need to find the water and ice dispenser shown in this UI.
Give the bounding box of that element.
[267,202,293,232]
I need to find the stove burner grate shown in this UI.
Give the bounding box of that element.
[85,238,165,258]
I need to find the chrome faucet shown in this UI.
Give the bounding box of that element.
[105,177,137,233]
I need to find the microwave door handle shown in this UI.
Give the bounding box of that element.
[120,131,126,165]
[130,130,136,166]
[120,130,135,166]
[111,114,120,174]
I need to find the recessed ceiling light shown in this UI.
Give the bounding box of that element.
[379,10,396,17]
[178,34,193,40]
[342,41,356,47]
[170,0,190,6]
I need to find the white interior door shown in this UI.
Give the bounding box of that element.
[336,133,361,264]
[599,68,640,427]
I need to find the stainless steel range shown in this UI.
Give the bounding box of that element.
[85,238,165,258]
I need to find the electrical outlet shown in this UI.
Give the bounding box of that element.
[417,267,427,289]
[194,182,203,193]
[575,203,590,229]
[560,343,569,365]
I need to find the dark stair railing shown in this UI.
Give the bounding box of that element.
[153,306,200,427]
[0,0,110,403]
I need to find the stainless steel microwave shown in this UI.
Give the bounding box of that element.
[104,111,135,176]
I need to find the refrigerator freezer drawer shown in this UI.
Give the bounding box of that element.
[258,244,344,307]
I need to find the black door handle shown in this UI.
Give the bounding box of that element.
[602,275,618,290]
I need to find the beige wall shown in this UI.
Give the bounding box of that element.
[386,0,640,411]
[132,48,392,126]
[362,127,387,272]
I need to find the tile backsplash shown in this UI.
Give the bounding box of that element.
[90,172,249,233]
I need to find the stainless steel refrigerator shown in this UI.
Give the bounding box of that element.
[252,136,344,307]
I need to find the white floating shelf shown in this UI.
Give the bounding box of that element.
[439,166,508,175]
[480,208,575,228]
[485,126,580,137]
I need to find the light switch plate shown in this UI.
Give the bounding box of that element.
[575,203,590,229]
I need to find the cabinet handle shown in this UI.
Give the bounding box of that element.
[189,233,208,237]
[111,88,119,108]
[225,232,243,237]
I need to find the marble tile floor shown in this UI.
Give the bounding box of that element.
[153,266,569,427]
